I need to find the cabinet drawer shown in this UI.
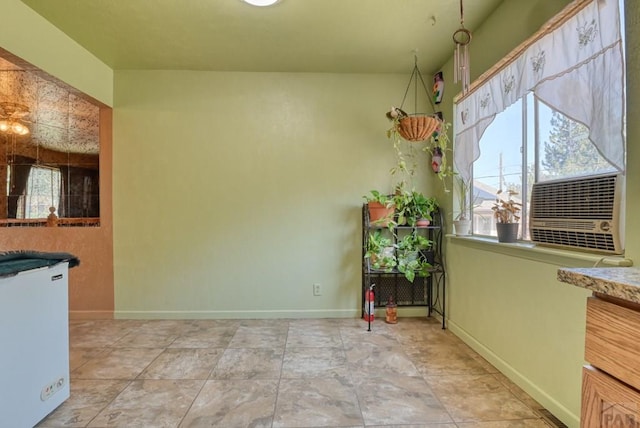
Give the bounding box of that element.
[585,297,640,390]
[582,365,640,428]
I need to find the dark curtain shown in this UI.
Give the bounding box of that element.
[7,156,34,218]
[59,165,99,218]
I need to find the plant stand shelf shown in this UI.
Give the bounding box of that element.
[361,203,446,329]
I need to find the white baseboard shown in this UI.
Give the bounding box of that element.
[113,306,437,320]
[113,308,361,320]
[448,319,579,427]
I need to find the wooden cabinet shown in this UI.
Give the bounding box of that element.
[581,296,640,427]
[582,365,640,428]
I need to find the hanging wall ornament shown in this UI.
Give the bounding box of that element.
[433,71,444,104]
[453,0,472,94]
[431,111,444,142]
[431,146,443,173]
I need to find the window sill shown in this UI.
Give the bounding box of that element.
[446,234,633,268]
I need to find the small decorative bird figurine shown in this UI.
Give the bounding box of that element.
[385,106,408,120]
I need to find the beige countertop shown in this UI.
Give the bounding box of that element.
[557,267,640,303]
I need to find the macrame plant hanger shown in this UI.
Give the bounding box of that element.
[395,55,440,142]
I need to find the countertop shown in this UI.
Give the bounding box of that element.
[557,267,640,304]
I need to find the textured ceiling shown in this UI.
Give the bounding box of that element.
[20,0,503,74]
[0,57,99,154]
[8,0,503,154]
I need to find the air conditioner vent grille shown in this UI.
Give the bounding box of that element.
[531,229,616,252]
[530,173,623,254]
[533,220,596,230]
[530,175,616,219]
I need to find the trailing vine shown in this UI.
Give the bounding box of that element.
[386,113,454,193]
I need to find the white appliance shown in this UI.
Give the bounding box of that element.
[0,262,70,428]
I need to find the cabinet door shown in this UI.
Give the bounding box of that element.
[582,365,640,428]
[586,297,640,391]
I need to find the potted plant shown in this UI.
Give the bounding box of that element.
[365,230,397,271]
[387,111,454,191]
[412,191,438,227]
[394,188,438,227]
[363,190,395,227]
[453,175,472,235]
[492,189,522,243]
[396,232,432,282]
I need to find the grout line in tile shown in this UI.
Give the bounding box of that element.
[85,379,134,428]
[177,376,209,428]
[46,318,553,428]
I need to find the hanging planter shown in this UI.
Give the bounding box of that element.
[388,56,441,143]
[397,114,440,142]
[385,57,454,193]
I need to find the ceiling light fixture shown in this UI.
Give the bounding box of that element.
[0,102,30,136]
[0,120,29,136]
[452,0,472,94]
[242,0,280,6]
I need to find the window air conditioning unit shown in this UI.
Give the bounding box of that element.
[529,173,624,254]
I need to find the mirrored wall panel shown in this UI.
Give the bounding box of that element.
[0,57,100,227]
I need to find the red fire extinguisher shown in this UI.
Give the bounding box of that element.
[364,284,375,330]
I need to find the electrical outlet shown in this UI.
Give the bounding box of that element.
[313,283,322,296]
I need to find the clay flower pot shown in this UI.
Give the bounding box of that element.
[368,202,395,227]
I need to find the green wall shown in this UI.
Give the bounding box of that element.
[8,0,638,425]
[113,70,434,318]
[624,0,639,261]
[440,0,637,426]
[0,0,112,106]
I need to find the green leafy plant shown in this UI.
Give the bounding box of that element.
[363,190,396,229]
[393,187,438,227]
[386,113,454,194]
[423,120,454,192]
[387,119,418,189]
[397,232,432,252]
[363,190,393,206]
[396,232,432,282]
[364,230,397,271]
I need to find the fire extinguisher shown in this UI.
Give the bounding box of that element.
[364,284,375,331]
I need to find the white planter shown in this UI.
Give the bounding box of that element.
[453,219,471,236]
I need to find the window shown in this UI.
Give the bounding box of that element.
[472,93,617,239]
[536,101,616,182]
[454,0,625,244]
[15,165,61,219]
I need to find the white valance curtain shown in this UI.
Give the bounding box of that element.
[453,0,625,182]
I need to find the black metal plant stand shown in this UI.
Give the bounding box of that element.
[362,204,446,330]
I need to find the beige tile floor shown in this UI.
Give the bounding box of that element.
[37,317,554,428]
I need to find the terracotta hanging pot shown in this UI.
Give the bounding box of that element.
[396,115,440,142]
